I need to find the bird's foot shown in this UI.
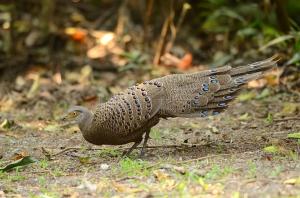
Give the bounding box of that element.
[138,145,147,158]
[121,149,134,158]
[121,140,142,158]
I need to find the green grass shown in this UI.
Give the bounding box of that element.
[0,169,26,182]
[204,165,234,180]
[247,161,257,178]
[150,128,163,140]
[39,159,49,169]
[96,147,122,157]
[270,165,283,178]
[118,158,150,176]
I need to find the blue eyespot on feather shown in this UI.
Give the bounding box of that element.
[200,110,208,117]
[235,77,245,85]
[212,111,220,115]
[218,102,226,107]
[202,83,209,92]
[210,69,217,74]
[210,79,219,84]
[224,95,232,100]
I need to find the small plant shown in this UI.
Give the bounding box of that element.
[150,128,163,140]
[1,168,26,182]
[204,165,234,180]
[96,147,122,157]
[247,161,257,178]
[51,167,64,177]
[264,113,273,124]
[119,158,149,176]
[39,159,49,169]
[38,176,47,187]
[205,165,221,180]
[270,166,283,178]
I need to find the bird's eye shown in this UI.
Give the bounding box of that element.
[69,111,78,117]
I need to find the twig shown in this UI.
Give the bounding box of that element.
[143,0,154,45]
[52,147,79,156]
[165,2,191,53]
[153,13,171,65]
[274,117,300,122]
[174,153,232,165]
[52,144,182,156]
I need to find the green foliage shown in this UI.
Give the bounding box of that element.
[119,158,149,176]
[96,147,122,157]
[0,156,37,172]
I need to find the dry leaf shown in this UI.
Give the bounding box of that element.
[162,179,177,190]
[178,53,193,70]
[112,181,142,193]
[153,170,169,181]
[10,151,29,161]
[65,27,87,42]
[284,177,300,185]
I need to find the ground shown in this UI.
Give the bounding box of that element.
[0,70,300,198]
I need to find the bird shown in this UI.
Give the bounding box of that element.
[62,55,279,157]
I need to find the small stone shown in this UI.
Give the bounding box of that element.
[100,163,109,170]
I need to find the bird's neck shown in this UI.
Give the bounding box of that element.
[78,111,93,133]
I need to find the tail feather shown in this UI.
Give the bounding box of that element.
[230,55,279,76]
[158,55,279,118]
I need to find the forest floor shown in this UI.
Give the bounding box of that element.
[0,68,300,198]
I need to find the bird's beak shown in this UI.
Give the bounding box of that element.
[59,114,77,126]
[60,115,67,122]
[60,114,71,122]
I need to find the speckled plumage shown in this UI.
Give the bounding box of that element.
[70,55,279,156]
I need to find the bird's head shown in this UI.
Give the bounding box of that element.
[61,106,92,125]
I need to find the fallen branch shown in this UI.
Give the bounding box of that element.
[274,117,300,122]
[174,153,232,165]
[52,144,182,157]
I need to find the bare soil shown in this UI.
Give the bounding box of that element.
[0,72,299,198]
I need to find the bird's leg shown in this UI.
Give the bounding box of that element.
[122,139,142,157]
[140,129,151,157]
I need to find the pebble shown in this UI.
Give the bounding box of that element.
[100,163,109,170]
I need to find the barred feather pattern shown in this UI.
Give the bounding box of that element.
[80,55,279,146]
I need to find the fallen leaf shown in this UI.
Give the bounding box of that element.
[238,113,250,121]
[287,132,300,139]
[162,179,177,190]
[10,151,29,161]
[0,119,15,129]
[173,166,186,174]
[65,27,87,42]
[178,53,193,70]
[0,156,37,172]
[280,103,299,116]
[153,169,169,181]
[263,145,279,154]
[284,177,300,185]
[78,156,91,164]
[112,181,142,193]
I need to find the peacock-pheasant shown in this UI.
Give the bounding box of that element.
[63,55,279,156]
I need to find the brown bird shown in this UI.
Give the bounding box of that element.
[62,55,279,156]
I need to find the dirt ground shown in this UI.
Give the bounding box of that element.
[0,70,300,198]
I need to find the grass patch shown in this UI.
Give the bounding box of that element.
[0,169,26,182]
[204,165,234,180]
[150,128,163,140]
[96,147,122,157]
[247,161,257,178]
[118,158,150,176]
